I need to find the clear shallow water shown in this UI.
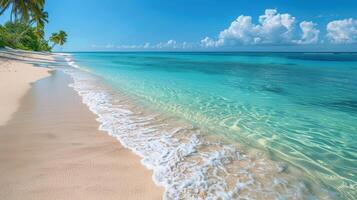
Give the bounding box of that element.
[64,52,357,199]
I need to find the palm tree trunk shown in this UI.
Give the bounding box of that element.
[0,3,10,16]
[10,4,14,22]
[51,43,56,49]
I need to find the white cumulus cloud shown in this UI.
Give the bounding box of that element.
[156,40,178,48]
[326,18,357,44]
[296,21,320,44]
[201,9,298,47]
[154,40,194,49]
[91,40,193,50]
[257,9,296,43]
[200,37,219,47]
[200,9,328,47]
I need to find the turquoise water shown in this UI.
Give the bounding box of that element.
[69,52,357,199]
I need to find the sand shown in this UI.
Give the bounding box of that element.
[0,48,53,126]
[0,49,163,199]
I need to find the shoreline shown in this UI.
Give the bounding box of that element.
[0,48,53,126]
[0,50,163,199]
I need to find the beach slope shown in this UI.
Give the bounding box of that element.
[0,49,163,200]
[0,48,53,126]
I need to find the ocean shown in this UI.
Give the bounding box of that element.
[62,52,357,199]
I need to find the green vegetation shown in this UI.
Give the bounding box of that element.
[50,30,67,49]
[0,21,51,51]
[0,0,67,51]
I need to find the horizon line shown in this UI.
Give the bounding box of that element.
[57,50,357,53]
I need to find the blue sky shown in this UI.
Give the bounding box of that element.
[1,0,357,51]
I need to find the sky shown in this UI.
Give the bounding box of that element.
[1,0,357,51]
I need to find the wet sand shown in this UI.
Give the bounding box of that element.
[0,70,163,199]
[0,48,53,125]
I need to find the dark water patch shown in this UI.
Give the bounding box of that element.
[307,99,357,114]
[261,85,287,95]
[285,53,357,62]
[326,99,357,113]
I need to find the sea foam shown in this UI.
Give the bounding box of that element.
[63,55,315,200]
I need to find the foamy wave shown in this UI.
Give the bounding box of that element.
[64,55,80,68]
[53,52,71,56]
[62,57,312,200]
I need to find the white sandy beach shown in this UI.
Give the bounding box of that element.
[0,49,163,199]
[0,49,53,126]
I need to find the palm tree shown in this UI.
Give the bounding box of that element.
[49,32,59,46]
[50,30,67,49]
[0,0,44,22]
[31,9,48,29]
[34,26,44,38]
[15,9,48,41]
